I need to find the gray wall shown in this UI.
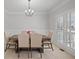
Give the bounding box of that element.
[4,11,49,35]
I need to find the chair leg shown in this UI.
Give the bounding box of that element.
[5,44,8,52]
[18,48,20,58]
[46,43,49,47]
[31,48,32,58]
[5,44,10,52]
[28,48,29,58]
[40,53,42,58]
[50,43,54,51]
[42,43,44,48]
[15,44,17,53]
[8,44,10,49]
[40,49,42,58]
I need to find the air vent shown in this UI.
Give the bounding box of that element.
[59,48,64,52]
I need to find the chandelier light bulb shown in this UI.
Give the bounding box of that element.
[25,0,34,16]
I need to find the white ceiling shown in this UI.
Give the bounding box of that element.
[4,0,71,12]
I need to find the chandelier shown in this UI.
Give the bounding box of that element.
[25,0,34,16]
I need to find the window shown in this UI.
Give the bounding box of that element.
[56,15,64,44]
[56,10,75,50]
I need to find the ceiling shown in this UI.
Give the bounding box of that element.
[4,0,71,12]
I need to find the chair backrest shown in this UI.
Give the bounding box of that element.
[4,32,12,41]
[31,32,42,48]
[18,31,29,47]
[4,32,13,44]
[47,32,53,39]
[4,32,12,50]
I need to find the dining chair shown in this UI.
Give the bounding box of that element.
[4,32,10,51]
[31,32,43,58]
[42,32,54,51]
[18,31,29,58]
[4,32,17,52]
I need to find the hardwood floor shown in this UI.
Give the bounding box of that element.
[4,44,75,59]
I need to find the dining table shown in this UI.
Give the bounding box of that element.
[11,33,44,53]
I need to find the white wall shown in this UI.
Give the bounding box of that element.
[49,0,75,56]
[4,11,49,35]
